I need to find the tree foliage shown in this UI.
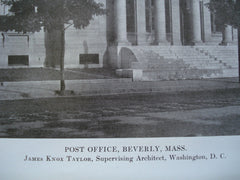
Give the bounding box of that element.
[0,0,106,93]
[206,0,240,82]
[206,0,240,29]
[0,0,106,32]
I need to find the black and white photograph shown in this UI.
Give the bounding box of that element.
[0,0,240,179]
[0,0,240,138]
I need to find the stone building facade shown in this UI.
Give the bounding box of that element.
[107,0,238,46]
[0,0,107,69]
[0,0,238,80]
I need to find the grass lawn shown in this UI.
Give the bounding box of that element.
[0,67,118,82]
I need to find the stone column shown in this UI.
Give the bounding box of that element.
[136,0,147,45]
[222,25,233,45]
[154,0,168,44]
[114,0,129,45]
[203,0,212,42]
[171,0,182,45]
[191,0,202,44]
[233,28,238,41]
[211,13,216,33]
[146,0,153,32]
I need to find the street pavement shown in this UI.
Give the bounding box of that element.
[0,77,240,138]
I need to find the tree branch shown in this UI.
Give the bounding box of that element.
[64,23,73,30]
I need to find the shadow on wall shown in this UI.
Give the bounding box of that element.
[103,49,109,68]
[120,47,137,69]
[105,46,137,69]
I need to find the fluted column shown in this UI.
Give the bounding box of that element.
[171,0,182,45]
[191,0,202,44]
[222,25,233,45]
[203,0,212,42]
[154,0,168,44]
[114,0,129,45]
[136,0,147,45]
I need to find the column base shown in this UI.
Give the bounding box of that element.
[219,41,233,46]
[137,42,150,46]
[116,69,143,81]
[191,41,204,46]
[154,40,170,46]
[171,41,182,46]
[116,41,132,46]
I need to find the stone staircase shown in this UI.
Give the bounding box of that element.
[118,45,238,81]
[194,45,238,77]
[195,46,238,68]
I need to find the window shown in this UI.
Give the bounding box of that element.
[79,54,99,64]
[8,55,29,66]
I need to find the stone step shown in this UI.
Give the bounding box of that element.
[142,68,224,81]
[123,45,238,81]
[207,53,237,57]
[179,57,207,61]
[131,62,189,70]
[145,59,223,66]
[195,46,238,69]
[133,63,226,70]
[181,60,222,65]
[222,68,239,77]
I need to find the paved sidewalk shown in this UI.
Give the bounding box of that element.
[0,77,239,100]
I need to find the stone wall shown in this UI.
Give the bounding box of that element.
[0,0,107,69]
[64,11,107,68]
[0,31,45,68]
